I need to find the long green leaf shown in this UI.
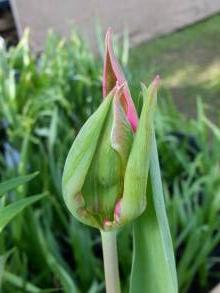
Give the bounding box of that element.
[0,194,45,233]
[130,133,178,293]
[0,250,13,289]
[35,220,79,293]
[0,173,38,197]
[0,254,6,288]
[3,271,41,293]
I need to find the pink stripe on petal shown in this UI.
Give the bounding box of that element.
[114,199,121,222]
[123,86,138,131]
[103,28,138,132]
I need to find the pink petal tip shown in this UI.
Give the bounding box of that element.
[152,75,160,87]
[102,28,139,132]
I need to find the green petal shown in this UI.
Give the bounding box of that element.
[120,77,159,223]
[62,90,114,228]
[82,102,122,224]
[82,87,133,227]
[111,87,134,171]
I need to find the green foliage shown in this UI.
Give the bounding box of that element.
[0,193,45,233]
[0,30,102,292]
[156,99,220,292]
[0,173,45,289]
[0,30,219,292]
[0,172,44,233]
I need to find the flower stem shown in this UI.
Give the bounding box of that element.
[101,230,121,293]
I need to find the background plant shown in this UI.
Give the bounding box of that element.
[0,173,45,290]
[0,30,219,292]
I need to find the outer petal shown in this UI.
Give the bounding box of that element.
[82,85,133,229]
[119,76,160,223]
[62,89,115,229]
[102,28,138,132]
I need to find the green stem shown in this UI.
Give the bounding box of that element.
[101,230,121,293]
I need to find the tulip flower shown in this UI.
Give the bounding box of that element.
[62,28,159,231]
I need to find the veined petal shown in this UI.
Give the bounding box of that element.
[62,89,115,228]
[111,84,134,170]
[82,98,122,224]
[81,85,133,229]
[103,28,138,132]
[119,76,160,223]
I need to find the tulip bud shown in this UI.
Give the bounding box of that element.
[62,29,159,230]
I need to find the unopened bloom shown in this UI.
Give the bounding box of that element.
[62,28,159,230]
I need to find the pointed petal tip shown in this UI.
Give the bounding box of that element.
[103,28,138,131]
[141,75,160,93]
[106,27,113,36]
[152,74,160,87]
[105,27,113,48]
[103,27,116,98]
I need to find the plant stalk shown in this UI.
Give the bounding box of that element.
[101,230,121,293]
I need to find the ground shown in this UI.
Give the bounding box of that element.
[129,13,220,121]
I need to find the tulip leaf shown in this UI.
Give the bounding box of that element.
[0,194,45,233]
[130,133,178,293]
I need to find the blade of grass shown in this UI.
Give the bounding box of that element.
[36,221,79,293]
[0,172,39,197]
[0,194,45,232]
[3,271,42,293]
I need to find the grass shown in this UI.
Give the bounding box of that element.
[128,13,220,120]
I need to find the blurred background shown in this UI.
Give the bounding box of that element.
[0,1,220,292]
